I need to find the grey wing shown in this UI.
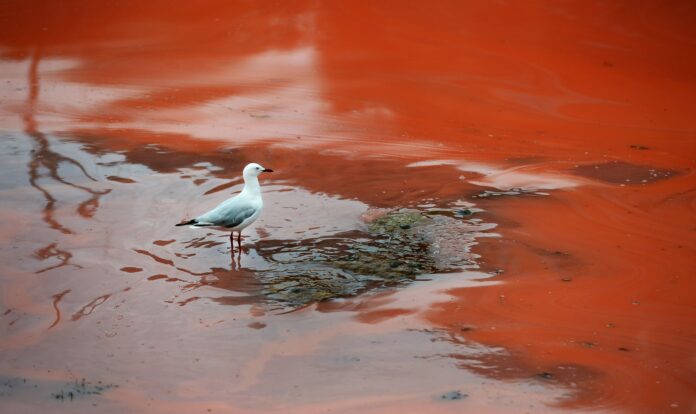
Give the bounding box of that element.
[217,207,256,228]
[196,203,256,228]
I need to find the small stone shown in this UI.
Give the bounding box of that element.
[537,372,554,380]
[561,277,572,282]
[247,321,266,330]
[440,390,467,400]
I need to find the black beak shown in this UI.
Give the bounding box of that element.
[263,168,274,173]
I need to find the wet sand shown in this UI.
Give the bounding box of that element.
[1,1,695,413]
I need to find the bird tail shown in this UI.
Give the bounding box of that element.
[175,219,198,227]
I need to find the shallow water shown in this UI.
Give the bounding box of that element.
[1,2,695,413]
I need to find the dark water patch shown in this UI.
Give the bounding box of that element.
[432,324,607,405]
[120,266,142,273]
[177,296,200,306]
[0,376,117,401]
[573,161,680,184]
[106,175,136,184]
[211,295,265,307]
[505,156,547,164]
[153,239,176,246]
[71,294,111,321]
[473,188,548,198]
[51,378,118,401]
[65,132,249,176]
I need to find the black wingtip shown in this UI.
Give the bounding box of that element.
[175,219,197,227]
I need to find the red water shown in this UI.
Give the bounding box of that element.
[1,1,695,413]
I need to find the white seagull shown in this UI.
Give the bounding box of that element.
[176,162,273,251]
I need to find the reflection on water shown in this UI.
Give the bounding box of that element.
[48,289,70,329]
[23,50,109,235]
[21,49,110,282]
[0,129,518,412]
[34,243,81,274]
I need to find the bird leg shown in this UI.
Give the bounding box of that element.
[229,245,236,268]
[229,244,241,270]
[237,232,242,251]
[229,232,235,251]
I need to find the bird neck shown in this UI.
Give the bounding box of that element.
[241,175,261,196]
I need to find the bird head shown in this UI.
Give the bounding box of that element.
[243,163,273,178]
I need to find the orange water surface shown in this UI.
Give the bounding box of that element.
[1,1,695,413]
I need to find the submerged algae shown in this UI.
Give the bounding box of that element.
[255,209,486,306]
[336,210,436,279]
[367,210,429,234]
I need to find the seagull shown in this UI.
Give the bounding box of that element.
[176,162,273,251]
